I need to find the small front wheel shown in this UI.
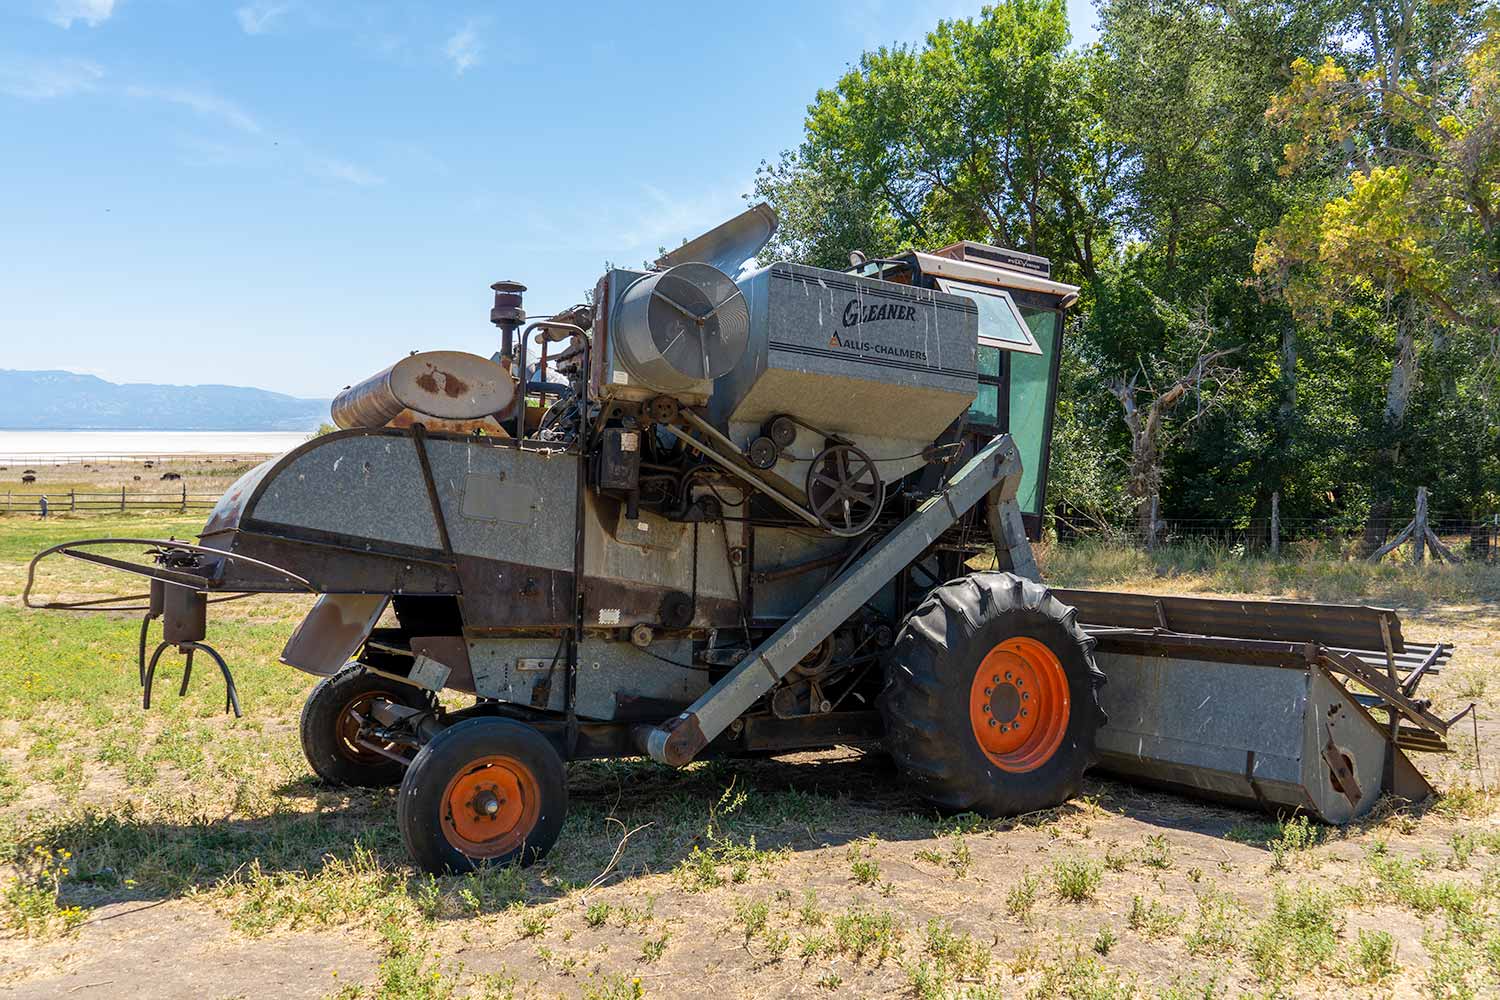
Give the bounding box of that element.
[397,717,567,874]
[300,664,435,788]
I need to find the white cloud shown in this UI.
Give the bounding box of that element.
[47,0,116,29]
[0,56,103,98]
[309,156,383,187]
[124,85,264,135]
[236,1,289,35]
[444,21,482,75]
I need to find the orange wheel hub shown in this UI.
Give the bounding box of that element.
[968,637,1070,772]
[440,755,541,858]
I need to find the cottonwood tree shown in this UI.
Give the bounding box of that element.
[1255,1,1500,540]
[1106,300,1239,545]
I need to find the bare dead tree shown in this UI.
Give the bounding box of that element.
[1108,317,1239,547]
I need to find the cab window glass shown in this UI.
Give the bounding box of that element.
[937,279,1042,354]
[1007,309,1059,515]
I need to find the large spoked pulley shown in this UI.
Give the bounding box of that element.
[805,443,884,536]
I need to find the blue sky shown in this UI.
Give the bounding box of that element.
[1,0,1100,398]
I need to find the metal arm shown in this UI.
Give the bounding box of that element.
[644,433,1030,766]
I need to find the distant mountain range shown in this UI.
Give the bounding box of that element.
[0,370,330,431]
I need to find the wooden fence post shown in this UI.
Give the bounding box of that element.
[69,489,75,513]
[1146,494,1160,551]
[1270,491,1280,557]
[181,482,187,512]
[121,486,127,511]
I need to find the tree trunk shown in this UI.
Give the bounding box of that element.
[1279,317,1298,425]
[1360,309,1418,554]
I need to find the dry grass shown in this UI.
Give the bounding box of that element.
[0,508,1497,998]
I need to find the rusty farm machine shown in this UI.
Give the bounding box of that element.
[26,205,1458,872]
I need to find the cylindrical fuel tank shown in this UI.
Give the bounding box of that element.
[612,262,749,393]
[331,351,516,429]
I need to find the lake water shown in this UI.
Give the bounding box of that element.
[0,430,314,463]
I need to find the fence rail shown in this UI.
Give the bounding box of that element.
[0,452,275,468]
[0,487,219,514]
[1055,489,1500,564]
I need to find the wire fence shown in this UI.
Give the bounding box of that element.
[1055,506,1500,563]
[0,487,219,515]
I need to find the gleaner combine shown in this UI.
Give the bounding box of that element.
[26,205,1460,873]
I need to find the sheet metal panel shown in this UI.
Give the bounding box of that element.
[1054,588,1405,653]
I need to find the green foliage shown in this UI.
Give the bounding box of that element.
[1051,856,1103,902]
[758,0,1500,530]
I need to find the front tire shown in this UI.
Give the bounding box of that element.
[879,572,1105,816]
[398,717,567,874]
[300,664,435,788]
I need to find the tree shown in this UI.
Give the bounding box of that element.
[1254,1,1500,533]
[755,0,1120,283]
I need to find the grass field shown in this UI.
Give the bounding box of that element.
[0,508,1497,999]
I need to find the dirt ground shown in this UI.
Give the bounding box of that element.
[0,492,1496,1000]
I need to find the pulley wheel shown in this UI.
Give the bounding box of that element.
[767,415,797,448]
[649,395,679,424]
[805,443,883,536]
[746,435,779,470]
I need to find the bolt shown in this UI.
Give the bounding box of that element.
[992,674,1000,684]
[984,687,993,696]
[982,704,991,714]
[1016,678,1023,686]
[988,719,997,728]
[1021,709,1028,717]
[1023,692,1030,701]
[1005,671,1012,680]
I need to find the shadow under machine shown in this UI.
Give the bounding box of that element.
[27,205,1462,873]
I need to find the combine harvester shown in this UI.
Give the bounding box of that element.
[26,206,1458,872]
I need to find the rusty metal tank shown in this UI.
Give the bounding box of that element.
[331,351,515,429]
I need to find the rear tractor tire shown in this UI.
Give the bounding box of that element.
[879,572,1105,816]
[300,663,435,789]
[398,717,568,874]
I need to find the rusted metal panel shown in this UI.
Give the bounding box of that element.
[454,556,574,629]
[161,586,207,644]
[583,577,741,630]
[281,594,389,676]
[224,527,460,595]
[1054,588,1407,653]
